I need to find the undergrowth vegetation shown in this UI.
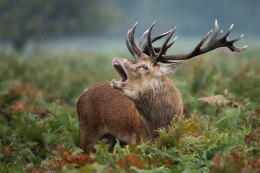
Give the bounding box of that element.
[0,50,259,172]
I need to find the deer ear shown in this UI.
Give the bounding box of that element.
[157,61,183,75]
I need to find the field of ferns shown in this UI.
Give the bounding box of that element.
[0,49,259,172]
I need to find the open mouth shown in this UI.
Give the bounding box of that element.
[113,59,128,83]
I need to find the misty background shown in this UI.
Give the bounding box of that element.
[0,0,259,55]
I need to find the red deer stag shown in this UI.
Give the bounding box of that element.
[77,20,246,154]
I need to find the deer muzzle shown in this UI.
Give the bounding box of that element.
[111,58,128,89]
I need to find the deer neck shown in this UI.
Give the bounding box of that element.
[133,77,183,137]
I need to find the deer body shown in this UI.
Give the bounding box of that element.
[77,20,246,153]
[77,76,183,153]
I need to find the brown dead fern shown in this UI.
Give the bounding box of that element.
[198,89,249,108]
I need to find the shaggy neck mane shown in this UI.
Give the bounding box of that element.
[133,77,183,137]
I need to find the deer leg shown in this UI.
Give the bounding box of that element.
[79,122,99,154]
[80,131,96,154]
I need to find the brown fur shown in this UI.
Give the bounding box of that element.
[77,82,152,153]
[77,75,183,153]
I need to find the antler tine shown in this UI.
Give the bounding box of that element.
[166,37,177,49]
[139,29,149,48]
[215,19,219,30]
[147,21,157,61]
[139,30,172,51]
[231,34,244,43]
[128,22,142,58]
[156,27,177,61]
[207,20,221,45]
[228,34,247,52]
[154,37,178,57]
[160,20,247,62]
[140,29,174,56]
[151,30,173,42]
[126,30,135,58]
[194,30,213,53]
[223,23,234,39]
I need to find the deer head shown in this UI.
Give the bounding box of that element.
[111,20,247,100]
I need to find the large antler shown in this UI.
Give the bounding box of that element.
[126,20,247,63]
[158,20,247,62]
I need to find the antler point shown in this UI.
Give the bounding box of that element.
[149,21,156,29]
[131,22,138,30]
[215,20,219,29]
[208,29,214,35]
[230,24,234,30]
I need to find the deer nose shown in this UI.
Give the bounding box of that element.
[112,57,122,64]
[114,57,121,60]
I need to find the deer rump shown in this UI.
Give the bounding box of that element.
[77,20,246,154]
[77,82,151,153]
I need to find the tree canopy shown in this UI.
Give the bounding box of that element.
[0,0,116,51]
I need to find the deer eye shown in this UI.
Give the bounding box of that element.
[142,65,148,70]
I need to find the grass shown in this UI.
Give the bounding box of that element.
[0,49,259,172]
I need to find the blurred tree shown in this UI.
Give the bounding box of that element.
[0,0,116,52]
